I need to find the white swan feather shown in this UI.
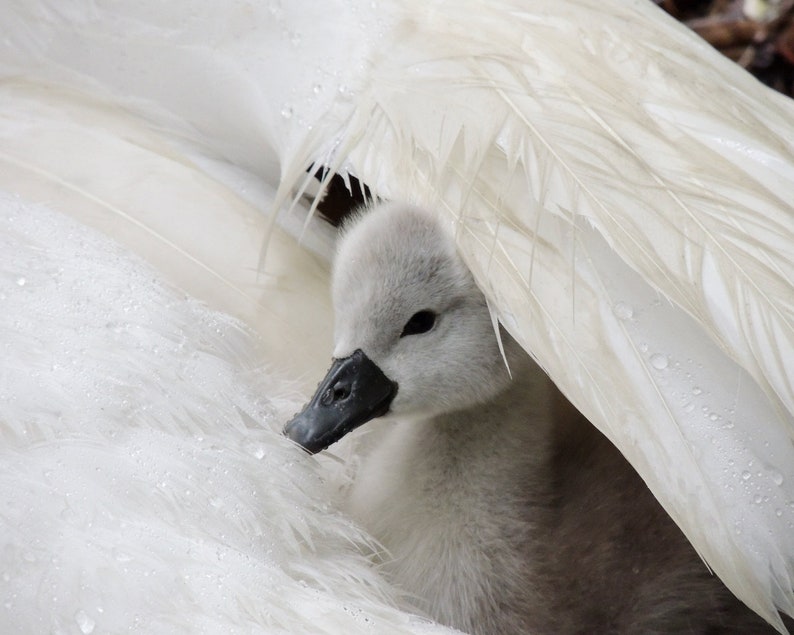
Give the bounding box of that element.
[0,0,792,630]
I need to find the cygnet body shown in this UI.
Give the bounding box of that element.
[285,203,776,634]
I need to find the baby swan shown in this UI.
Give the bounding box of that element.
[285,203,776,634]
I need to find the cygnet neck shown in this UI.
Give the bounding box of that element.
[346,331,558,633]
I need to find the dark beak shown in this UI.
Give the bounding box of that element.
[283,349,398,454]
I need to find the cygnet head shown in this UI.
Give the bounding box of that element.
[284,203,511,453]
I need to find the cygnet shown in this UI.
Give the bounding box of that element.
[285,202,779,635]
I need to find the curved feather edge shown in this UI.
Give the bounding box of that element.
[274,0,794,630]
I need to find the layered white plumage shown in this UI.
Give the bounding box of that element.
[0,195,460,634]
[0,0,792,632]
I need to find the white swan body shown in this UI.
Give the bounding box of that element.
[0,86,456,635]
[286,202,780,634]
[1,0,792,631]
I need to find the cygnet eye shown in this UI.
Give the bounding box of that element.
[400,310,436,337]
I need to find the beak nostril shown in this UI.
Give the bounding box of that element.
[321,382,351,405]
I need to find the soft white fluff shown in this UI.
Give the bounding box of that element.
[0,195,457,635]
